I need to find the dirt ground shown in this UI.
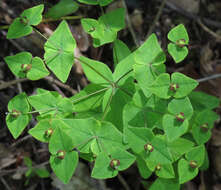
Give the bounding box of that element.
[1,0,221,189]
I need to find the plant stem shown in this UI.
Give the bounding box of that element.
[42,15,84,23]
[0,15,83,30]
[102,88,114,121]
[115,69,133,84]
[72,87,109,103]
[122,0,139,47]
[117,173,131,190]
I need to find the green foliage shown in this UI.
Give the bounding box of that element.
[7,4,44,39]
[81,8,125,47]
[45,0,79,19]
[4,3,220,188]
[44,20,76,82]
[24,157,50,185]
[5,52,49,80]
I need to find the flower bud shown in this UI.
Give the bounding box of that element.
[21,64,32,72]
[176,112,185,122]
[44,128,53,138]
[56,150,66,160]
[144,143,154,152]
[155,163,161,171]
[200,123,209,132]
[170,83,179,91]
[189,160,197,169]
[176,39,186,48]
[110,159,120,169]
[11,109,21,118]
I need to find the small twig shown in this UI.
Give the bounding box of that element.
[117,173,131,190]
[146,0,167,38]
[51,83,66,97]
[197,19,221,42]
[0,177,11,190]
[197,73,221,83]
[10,135,32,147]
[15,76,22,93]
[122,0,139,47]
[0,15,83,30]
[0,78,29,90]
[44,76,77,95]
[0,161,49,177]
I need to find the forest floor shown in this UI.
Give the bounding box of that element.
[1,0,221,189]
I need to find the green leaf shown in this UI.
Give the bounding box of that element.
[178,158,198,184]
[5,52,49,80]
[144,136,173,164]
[91,151,118,179]
[113,39,131,66]
[49,127,78,184]
[91,147,135,179]
[163,114,189,142]
[168,24,189,44]
[167,138,194,161]
[27,57,49,80]
[149,73,171,99]
[79,56,113,85]
[63,118,127,154]
[185,145,205,167]
[44,20,76,82]
[71,84,107,112]
[136,154,152,179]
[167,24,189,63]
[35,168,50,178]
[4,52,32,78]
[171,72,198,98]
[6,93,31,139]
[81,8,125,47]
[28,90,73,116]
[149,178,180,190]
[134,34,166,98]
[146,162,175,179]
[29,118,55,142]
[168,97,193,119]
[7,4,44,39]
[168,43,188,63]
[24,157,32,167]
[78,0,113,6]
[45,0,79,19]
[192,110,219,145]
[126,127,154,153]
[189,91,220,111]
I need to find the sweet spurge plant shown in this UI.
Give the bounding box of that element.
[4,1,220,189]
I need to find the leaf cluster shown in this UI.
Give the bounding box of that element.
[4,1,220,188]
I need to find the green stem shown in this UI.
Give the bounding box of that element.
[102,88,114,121]
[42,15,83,23]
[115,69,133,84]
[72,87,109,104]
